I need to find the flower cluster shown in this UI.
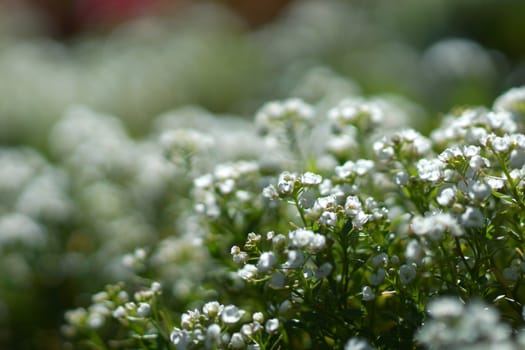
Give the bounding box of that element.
[63,282,164,347]
[416,297,525,349]
[170,301,280,350]
[2,1,525,348]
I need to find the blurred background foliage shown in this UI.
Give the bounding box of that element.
[0,0,524,148]
[0,0,525,349]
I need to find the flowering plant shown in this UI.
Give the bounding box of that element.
[60,87,525,349]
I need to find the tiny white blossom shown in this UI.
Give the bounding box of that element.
[203,301,223,318]
[437,187,456,206]
[112,306,126,319]
[265,318,280,334]
[277,172,296,195]
[283,250,305,269]
[253,312,264,323]
[229,332,245,349]
[87,313,105,329]
[427,297,464,319]
[405,240,424,263]
[257,252,277,272]
[319,211,337,226]
[393,170,408,186]
[289,229,314,248]
[238,264,258,280]
[301,172,322,185]
[467,181,491,202]
[345,196,363,215]
[345,337,374,350]
[221,305,245,324]
[362,286,375,301]
[494,86,525,114]
[206,324,222,347]
[170,328,192,349]
[262,184,279,200]
[488,134,511,153]
[416,159,444,182]
[461,206,484,228]
[137,303,151,317]
[310,233,326,251]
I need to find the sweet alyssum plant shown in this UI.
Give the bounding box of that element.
[63,87,525,349]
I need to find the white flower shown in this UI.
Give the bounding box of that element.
[229,332,245,349]
[137,303,151,317]
[205,324,221,347]
[487,111,517,133]
[314,195,337,211]
[469,155,490,170]
[393,170,408,186]
[486,176,505,190]
[253,312,264,323]
[238,264,258,281]
[416,159,444,182]
[461,206,484,228]
[87,313,105,329]
[310,234,326,251]
[257,252,277,272]
[194,174,213,189]
[326,134,357,157]
[355,159,375,176]
[427,297,464,319]
[437,187,456,206]
[319,211,337,226]
[203,301,223,318]
[221,305,246,325]
[353,211,370,230]
[362,286,375,301]
[0,213,46,249]
[265,318,280,334]
[112,306,126,319]
[256,98,314,132]
[494,86,525,114]
[289,229,315,248]
[271,234,287,251]
[489,134,511,153]
[301,172,322,185]
[217,179,235,195]
[241,323,260,337]
[345,196,362,215]
[283,250,305,269]
[170,328,192,349]
[262,184,279,200]
[411,213,462,239]
[373,140,395,160]
[467,181,491,202]
[345,337,374,350]
[277,172,296,195]
[405,240,423,263]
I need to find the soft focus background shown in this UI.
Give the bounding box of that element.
[0,0,525,348]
